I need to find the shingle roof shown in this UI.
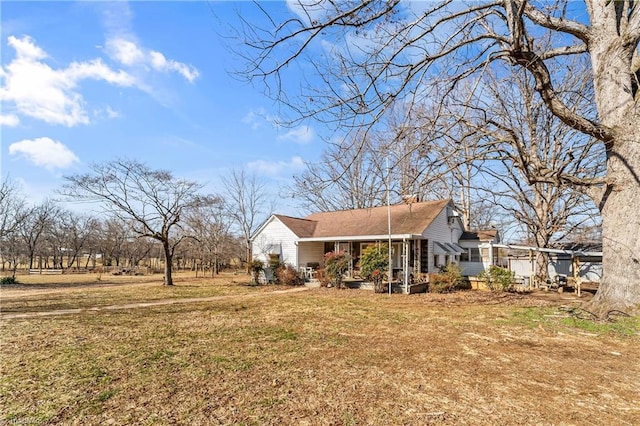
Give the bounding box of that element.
[301,199,451,238]
[460,229,498,241]
[273,215,317,238]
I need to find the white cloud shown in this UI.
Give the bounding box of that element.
[242,107,280,130]
[247,156,305,176]
[105,36,199,82]
[7,34,47,60]
[9,137,79,170]
[241,110,261,130]
[93,106,121,120]
[1,32,199,127]
[0,114,20,127]
[0,35,136,127]
[286,0,333,25]
[277,125,315,144]
[105,38,144,66]
[105,106,121,119]
[149,51,199,82]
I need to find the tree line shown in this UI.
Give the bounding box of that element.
[0,162,272,285]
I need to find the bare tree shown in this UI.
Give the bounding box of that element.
[18,200,60,270]
[186,195,233,275]
[61,159,203,286]
[0,178,29,275]
[461,64,604,283]
[289,130,387,212]
[222,169,272,269]
[289,108,473,213]
[98,217,131,268]
[239,1,640,313]
[0,178,28,242]
[62,212,99,270]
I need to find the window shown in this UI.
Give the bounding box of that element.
[470,248,481,262]
[460,249,470,262]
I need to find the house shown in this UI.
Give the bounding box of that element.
[458,229,503,276]
[252,199,482,291]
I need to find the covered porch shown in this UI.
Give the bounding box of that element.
[297,234,434,294]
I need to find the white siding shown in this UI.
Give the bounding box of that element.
[458,241,478,249]
[298,242,325,267]
[459,261,485,276]
[422,206,457,272]
[579,262,602,282]
[423,207,455,242]
[251,217,299,267]
[510,258,602,282]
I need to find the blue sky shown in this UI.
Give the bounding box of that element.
[0,1,324,214]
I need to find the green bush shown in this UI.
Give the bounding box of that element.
[275,264,303,286]
[478,265,514,291]
[359,244,389,293]
[324,251,351,289]
[0,276,18,285]
[429,263,463,293]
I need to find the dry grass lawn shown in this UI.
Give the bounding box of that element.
[1,273,639,425]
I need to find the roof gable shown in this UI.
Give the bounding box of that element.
[273,215,317,238]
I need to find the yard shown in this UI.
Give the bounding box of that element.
[1,272,639,425]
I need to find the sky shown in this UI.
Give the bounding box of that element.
[0,1,325,215]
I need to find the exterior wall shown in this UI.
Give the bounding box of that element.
[458,261,485,276]
[251,217,299,267]
[422,205,460,272]
[579,261,603,282]
[423,207,456,242]
[509,257,602,282]
[458,240,478,249]
[298,242,325,267]
[458,240,499,277]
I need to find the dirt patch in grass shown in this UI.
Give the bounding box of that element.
[1,282,639,425]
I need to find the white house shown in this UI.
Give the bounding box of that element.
[251,199,502,290]
[458,229,502,276]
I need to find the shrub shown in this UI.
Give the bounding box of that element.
[0,276,18,285]
[267,258,285,284]
[429,263,463,293]
[275,264,303,286]
[324,251,351,289]
[250,260,264,285]
[359,244,389,293]
[478,265,514,291]
[316,269,331,287]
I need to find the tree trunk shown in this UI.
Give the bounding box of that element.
[591,120,640,314]
[586,8,640,313]
[533,226,552,286]
[162,241,174,286]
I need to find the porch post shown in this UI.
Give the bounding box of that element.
[573,256,581,297]
[403,239,409,294]
[529,249,535,289]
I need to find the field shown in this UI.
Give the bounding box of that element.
[1,272,639,425]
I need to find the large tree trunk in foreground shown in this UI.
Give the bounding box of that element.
[587,5,640,313]
[592,121,640,313]
[586,0,640,315]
